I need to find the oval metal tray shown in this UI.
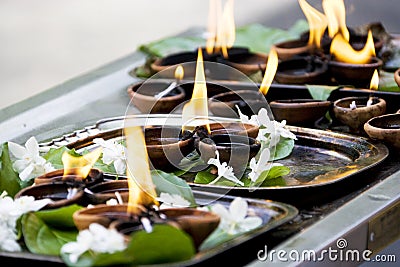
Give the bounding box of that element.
[40,114,389,196]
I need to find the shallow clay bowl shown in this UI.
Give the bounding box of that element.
[161,208,220,248]
[15,182,84,210]
[205,122,259,139]
[127,81,186,114]
[394,68,400,88]
[270,99,331,126]
[364,113,400,149]
[272,39,311,60]
[219,52,268,75]
[275,57,328,85]
[209,90,266,118]
[145,126,195,171]
[85,180,129,205]
[34,168,103,187]
[328,57,383,88]
[333,96,386,132]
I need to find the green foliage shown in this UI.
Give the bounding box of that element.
[0,143,21,197]
[151,170,196,206]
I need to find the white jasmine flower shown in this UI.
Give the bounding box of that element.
[349,101,357,110]
[93,138,127,175]
[0,191,52,252]
[157,192,191,209]
[207,151,244,186]
[248,149,282,183]
[211,197,262,235]
[236,107,296,146]
[8,136,55,181]
[61,223,126,263]
[366,98,373,107]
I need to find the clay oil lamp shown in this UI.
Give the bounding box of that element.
[15,148,103,209]
[73,125,220,249]
[364,113,400,149]
[151,0,266,78]
[145,126,195,172]
[128,65,186,114]
[84,180,129,205]
[209,47,279,119]
[328,30,383,88]
[269,99,331,126]
[273,0,328,61]
[333,91,386,134]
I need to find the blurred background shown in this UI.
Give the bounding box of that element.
[0,0,398,109]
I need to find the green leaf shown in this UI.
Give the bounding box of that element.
[35,204,82,229]
[139,36,205,57]
[306,84,340,101]
[235,20,308,54]
[127,224,196,265]
[151,170,196,206]
[199,228,238,251]
[22,212,78,256]
[272,137,295,160]
[61,249,132,267]
[194,169,216,184]
[261,177,287,187]
[379,70,400,92]
[43,147,83,169]
[93,158,116,174]
[0,143,21,197]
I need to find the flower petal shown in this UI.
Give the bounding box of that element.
[229,197,248,221]
[8,142,26,159]
[240,216,263,231]
[113,159,126,175]
[211,203,232,222]
[25,136,39,156]
[18,164,34,181]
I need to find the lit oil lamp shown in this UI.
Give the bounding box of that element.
[15,148,103,209]
[128,65,186,114]
[151,0,267,78]
[332,71,387,133]
[73,125,220,249]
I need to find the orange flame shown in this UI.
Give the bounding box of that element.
[299,0,327,48]
[206,0,235,58]
[259,48,278,95]
[322,0,349,41]
[370,70,379,90]
[124,125,158,213]
[182,48,210,133]
[174,65,184,81]
[61,148,102,179]
[330,30,375,64]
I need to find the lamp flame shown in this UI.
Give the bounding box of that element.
[182,48,210,133]
[259,48,278,95]
[370,70,379,90]
[322,0,349,41]
[61,148,102,179]
[206,0,235,58]
[299,0,327,48]
[330,30,375,64]
[174,65,184,81]
[124,125,158,214]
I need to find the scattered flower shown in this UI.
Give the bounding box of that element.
[236,106,296,147]
[207,151,243,186]
[0,191,52,252]
[248,148,283,183]
[211,197,262,235]
[157,192,191,209]
[61,223,127,263]
[8,136,55,182]
[93,138,127,175]
[349,101,357,110]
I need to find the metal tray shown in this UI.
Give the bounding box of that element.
[40,114,388,203]
[0,191,298,267]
